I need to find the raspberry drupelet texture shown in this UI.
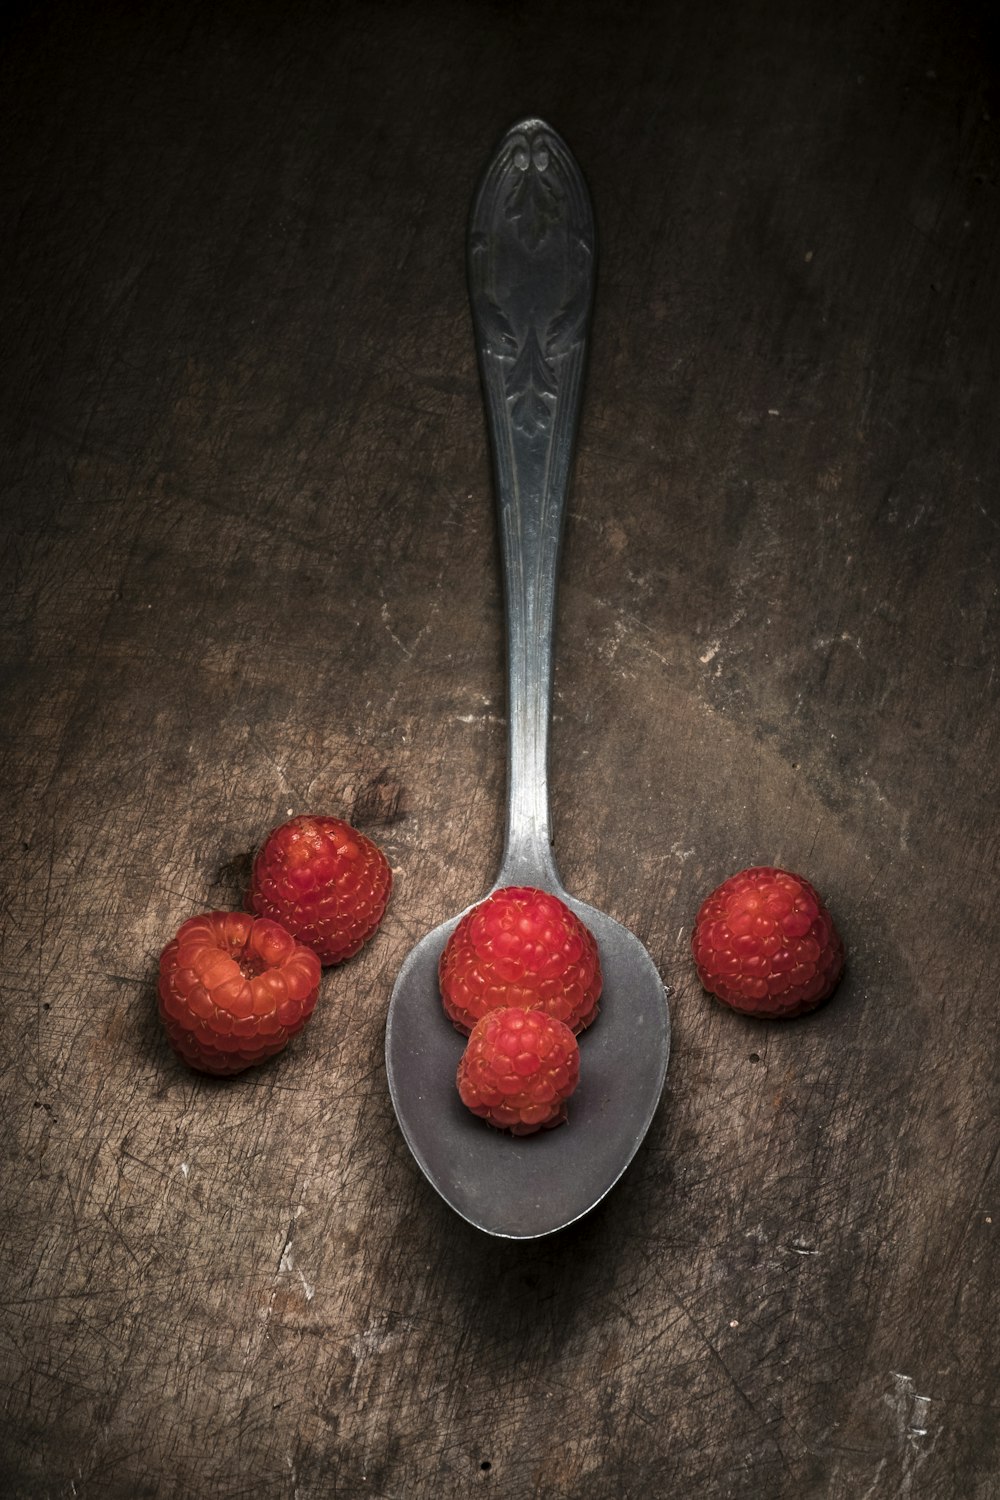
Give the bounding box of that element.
[249,815,392,966]
[439,884,602,1036]
[692,866,845,1018]
[457,1006,581,1135]
[158,911,322,1075]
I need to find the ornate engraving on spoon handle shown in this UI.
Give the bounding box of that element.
[468,118,596,889]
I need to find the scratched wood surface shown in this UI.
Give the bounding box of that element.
[2,1,998,1496]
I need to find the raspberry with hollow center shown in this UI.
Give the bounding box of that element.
[248,814,392,966]
[457,1006,581,1135]
[692,865,844,1018]
[439,885,602,1036]
[158,910,321,1075]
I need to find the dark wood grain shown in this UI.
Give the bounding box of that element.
[2,1,998,1496]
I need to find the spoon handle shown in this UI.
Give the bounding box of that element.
[468,119,596,891]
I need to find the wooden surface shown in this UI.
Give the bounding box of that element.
[2,2,999,1496]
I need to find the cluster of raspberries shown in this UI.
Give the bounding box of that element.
[440,885,603,1136]
[157,815,391,1075]
[157,823,846,1122]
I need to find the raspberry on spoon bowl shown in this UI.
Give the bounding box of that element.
[157,910,321,1075]
[438,884,602,1036]
[457,1006,581,1135]
[248,814,392,966]
[691,866,845,1018]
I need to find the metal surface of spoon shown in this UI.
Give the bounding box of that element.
[385,118,670,1239]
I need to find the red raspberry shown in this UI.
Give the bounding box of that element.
[692,866,845,1018]
[439,885,602,1036]
[248,815,391,966]
[157,911,321,1075]
[457,1007,580,1135]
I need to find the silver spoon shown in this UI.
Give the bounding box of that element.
[385,118,670,1239]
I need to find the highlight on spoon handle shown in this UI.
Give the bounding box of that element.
[467,118,596,890]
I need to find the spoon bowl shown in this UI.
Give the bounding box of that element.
[386,888,669,1239]
[385,118,670,1238]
